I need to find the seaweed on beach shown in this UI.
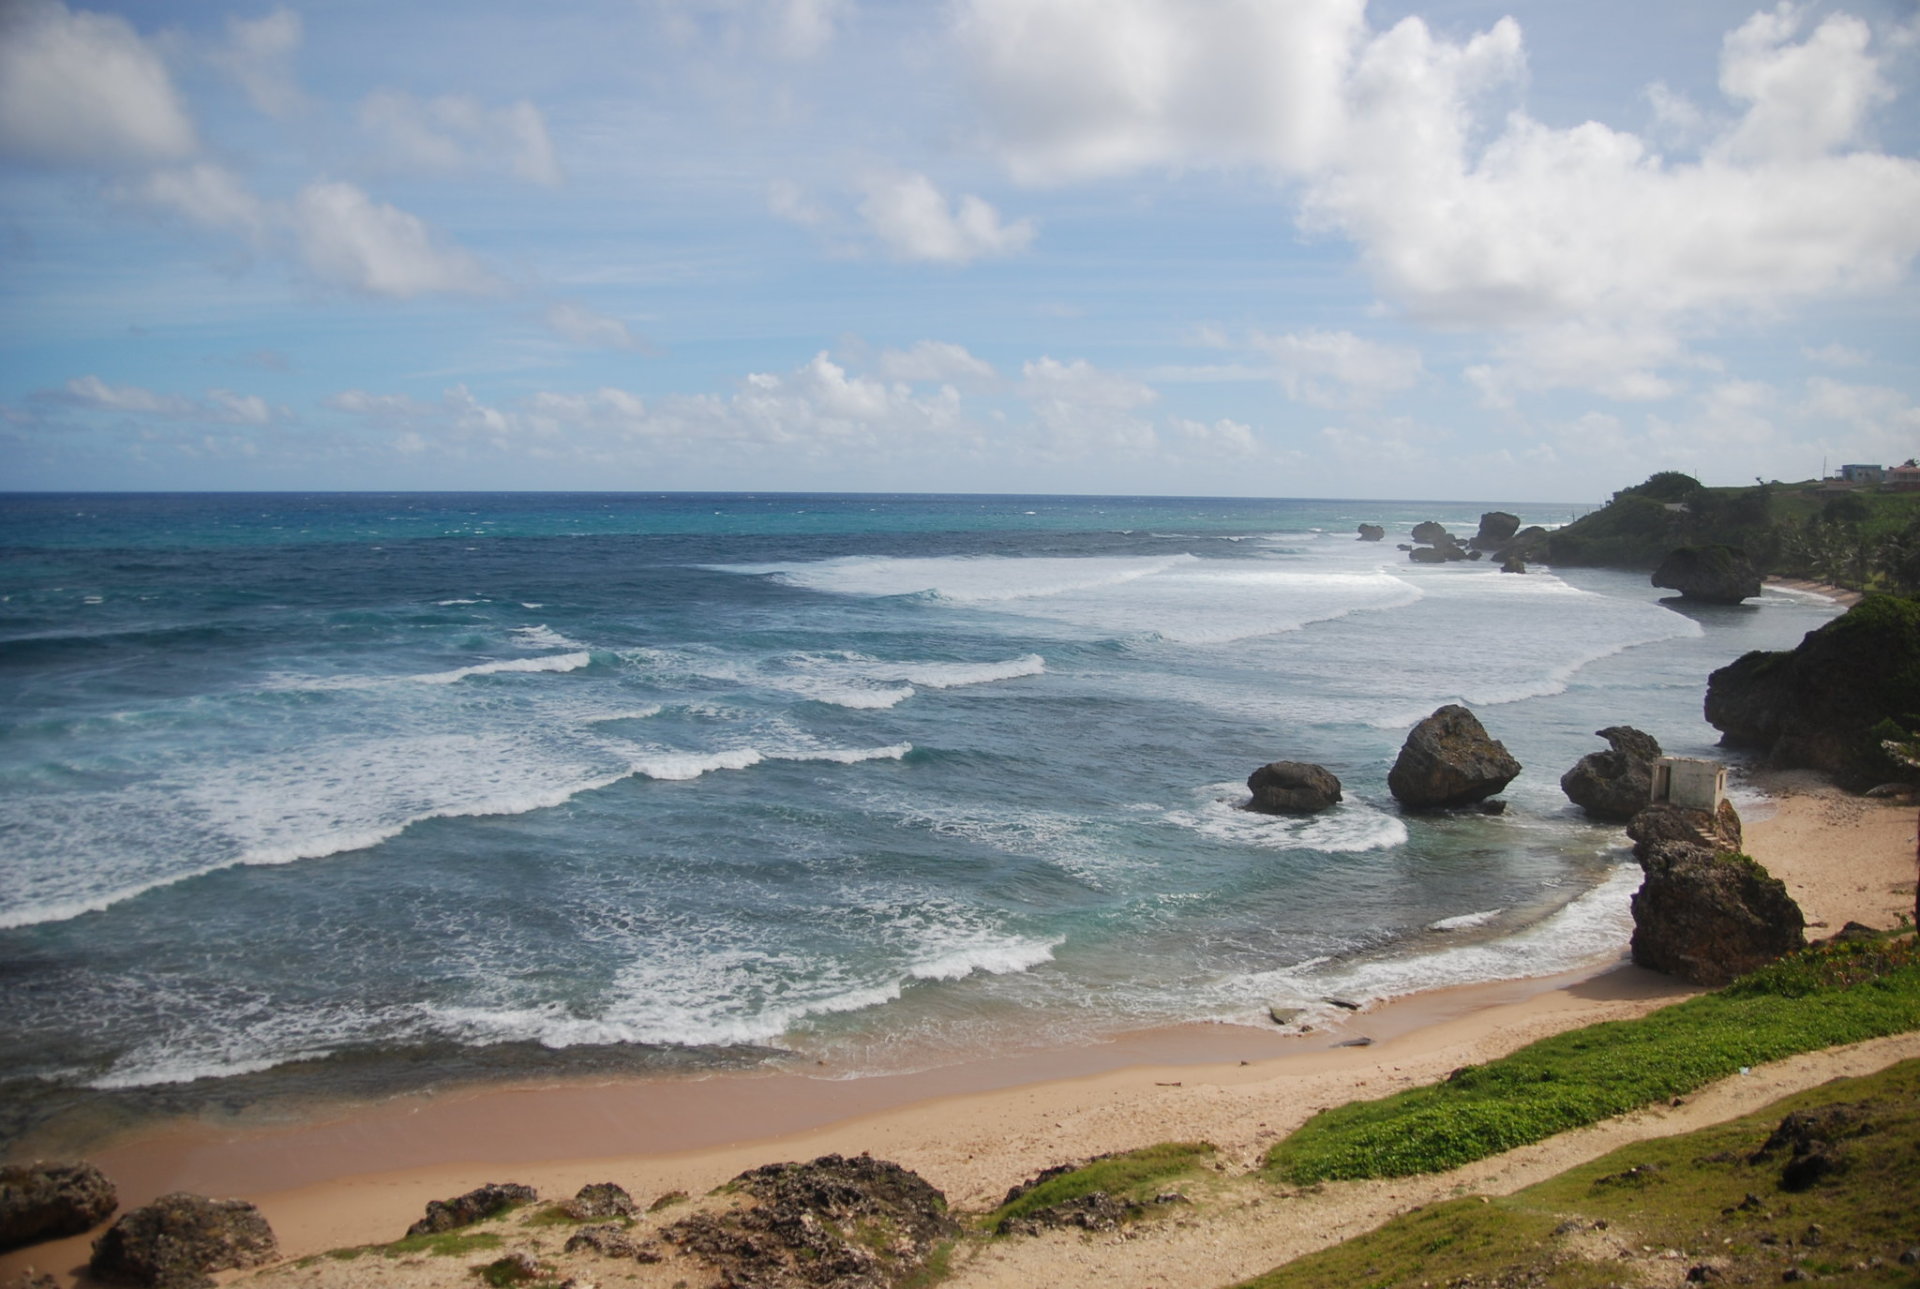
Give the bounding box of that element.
[1264,937,1920,1184]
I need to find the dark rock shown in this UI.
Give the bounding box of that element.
[1410,520,1450,545]
[1395,543,1413,551]
[1245,761,1342,814]
[1651,544,1762,604]
[1267,1005,1305,1026]
[662,1153,957,1289]
[1469,511,1521,551]
[1357,523,1385,542]
[1561,726,1663,821]
[1500,555,1526,574]
[1408,545,1450,564]
[647,1190,688,1213]
[406,1182,536,1236]
[565,1182,635,1221]
[1501,525,1553,562]
[476,1252,546,1284]
[1388,705,1521,809]
[1001,1163,1078,1209]
[0,1160,117,1251]
[1685,1264,1724,1282]
[89,1194,276,1289]
[1629,841,1805,985]
[1706,595,1920,790]
[1626,800,1743,861]
[999,1191,1130,1237]
[1822,921,1881,944]
[565,1223,662,1262]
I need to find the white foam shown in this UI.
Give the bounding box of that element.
[511,625,586,650]
[411,651,592,684]
[630,747,766,780]
[435,598,482,605]
[908,936,1059,982]
[1163,787,1410,854]
[1429,909,1503,931]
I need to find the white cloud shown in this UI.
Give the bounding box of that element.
[871,341,997,386]
[58,375,276,425]
[291,181,499,298]
[214,7,306,118]
[1250,328,1422,408]
[0,0,196,166]
[1463,322,1707,407]
[768,179,834,229]
[1802,341,1870,367]
[954,0,1367,184]
[130,162,269,239]
[545,302,647,352]
[772,0,846,59]
[1019,356,1158,455]
[1172,416,1258,454]
[856,172,1035,263]
[1715,5,1890,164]
[358,91,564,187]
[1799,376,1920,447]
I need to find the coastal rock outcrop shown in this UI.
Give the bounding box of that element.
[565,1182,637,1221]
[1469,511,1521,551]
[1357,523,1385,542]
[406,1182,537,1237]
[89,1194,276,1289]
[1560,726,1662,821]
[1706,595,1920,789]
[1388,705,1522,809]
[1410,520,1450,545]
[1651,544,1762,604]
[1246,761,1342,814]
[1408,521,1469,563]
[1500,554,1526,574]
[663,1154,956,1289]
[0,1160,117,1251]
[1626,800,1743,859]
[1629,840,1805,985]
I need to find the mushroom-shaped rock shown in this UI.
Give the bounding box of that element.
[1410,520,1450,545]
[89,1194,276,1289]
[1560,726,1662,821]
[1651,544,1762,604]
[1629,841,1805,985]
[1469,511,1520,551]
[1357,523,1385,542]
[1388,705,1521,809]
[1,1161,117,1252]
[1246,761,1343,814]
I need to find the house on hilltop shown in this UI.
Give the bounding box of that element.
[1890,459,1920,491]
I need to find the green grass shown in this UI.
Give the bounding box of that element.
[1265,938,1920,1184]
[986,1141,1215,1234]
[1240,1058,1920,1288]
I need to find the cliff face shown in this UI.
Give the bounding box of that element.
[1705,595,1920,789]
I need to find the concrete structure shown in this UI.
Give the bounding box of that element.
[1889,459,1920,491]
[1651,756,1727,812]
[1839,463,1885,485]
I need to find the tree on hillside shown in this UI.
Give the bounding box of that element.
[1616,471,1703,504]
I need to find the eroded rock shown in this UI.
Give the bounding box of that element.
[565,1183,636,1222]
[0,1160,117,1251]
[1560,726,1662,821]
[1245,761,1342,814]
[406,1182,537,1237]
[1652,544,1762,604]
[1357,523,1385,542]
[1626,800,1743,859]
[89,1194,276,1289]
[1469,511,1521,551]
[1388,705,1521,809]
[1629,840,1804,985]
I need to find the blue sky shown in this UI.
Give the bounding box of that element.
[2,0,1917,499]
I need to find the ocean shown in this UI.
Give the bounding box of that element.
[0,492,1840,1137]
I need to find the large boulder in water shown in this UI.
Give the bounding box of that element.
[1,1160,117,1251]
[1410,520,1450,545]
[663,1154,957,1289]
[1357,523,1385,542]
[1560,726,1662,821]
[1629,840,1805,985]
[1246,761,1342,814]
[89,1194,276,1289]
[1469,511,1521,551]
[1388,705,1522,809]
[1651,544,1762,604]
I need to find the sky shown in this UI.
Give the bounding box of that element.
[2,0,1918,501]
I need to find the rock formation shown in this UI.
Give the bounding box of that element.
[1626,799,1744,857]
[1469,511,1521,551]
[89,1194,276,1289]
[1246,761,1342,814]
[1560,726,1662,821]
[1,1160,116,1252]
[1357,523,1385,541]
[565,1182,636,1221]
[1706,595,1920,789]
[1410,520,1450,545]
[1408,521,1470,563]
[1388,705,1522,809]
[406,1182,537,1237]
[1629,840,1805,985]
[663,1154,956,1289]
[1651,544,1762,604]
[1500,554,1526,574]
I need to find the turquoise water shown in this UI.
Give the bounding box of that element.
[0,492,1838,1110]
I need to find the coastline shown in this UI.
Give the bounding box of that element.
[4,776,1913,1286]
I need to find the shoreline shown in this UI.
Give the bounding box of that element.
[4,776,1912,1286]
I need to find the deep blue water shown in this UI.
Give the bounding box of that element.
[0,492,1838,1105]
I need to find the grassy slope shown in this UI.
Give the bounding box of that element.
[1238,1057,1920,1289]
[1265,939,1920,1185]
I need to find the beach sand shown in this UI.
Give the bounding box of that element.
[4,779,1914,1288]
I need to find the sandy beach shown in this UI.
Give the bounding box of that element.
[4,777,1914,1288]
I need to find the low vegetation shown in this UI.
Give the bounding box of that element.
[1265,937,1920,1184]
[1239,1057,1920,1288]
[985,1141,1216,1234]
